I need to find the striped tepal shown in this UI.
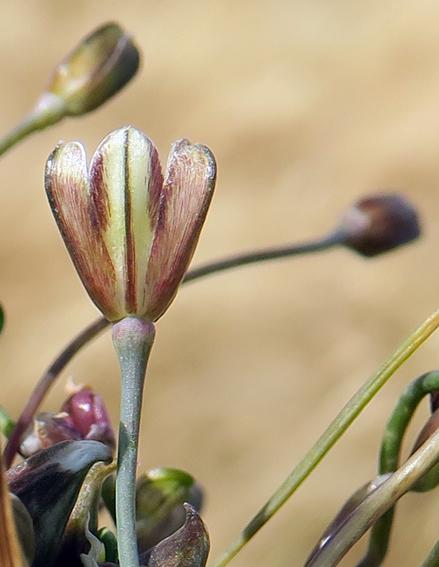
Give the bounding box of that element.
[45,126,216,322]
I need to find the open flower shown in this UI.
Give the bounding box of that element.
[45,126,216,322]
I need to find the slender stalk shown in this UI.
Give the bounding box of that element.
[212,309,439,567]
[0,96,64,157]
[0,112,43,156]
[112,317,155,567]
[306,424,439,567]
[3,317,108,468]
[358,371,439,567]
[184,231,344,283]
[3,232,342,465]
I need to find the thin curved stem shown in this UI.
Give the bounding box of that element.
[212,309,439,567]
[184,231,344,283]
[0,97,65,157]
[112,317,155,567]
[357,371,439,567]
[4,232,342,466]
[3,317,108,468]
[0,112,43,156]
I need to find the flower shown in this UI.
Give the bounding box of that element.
[45,126,216,322]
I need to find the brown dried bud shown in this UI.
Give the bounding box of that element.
[338,193,420,257]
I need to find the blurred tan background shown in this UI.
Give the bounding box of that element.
[2,1,439,565]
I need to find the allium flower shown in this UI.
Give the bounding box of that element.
[45,126,216,322]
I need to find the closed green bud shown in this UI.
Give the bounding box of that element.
[37,22,139,119]
[136,467,203,552]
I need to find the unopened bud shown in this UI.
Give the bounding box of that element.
[61,386,115,449]
[338,193,420,257]
[136,467,202,552]
[20,386,115,457]
[141,504,209,567]
[36,22,139,120]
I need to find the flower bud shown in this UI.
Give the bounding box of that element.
[338,193,420,257]
[136,467,202,552]
[140,504,209,567]
[45,126,216,322]
[37,22,139,118]
[20,386,115,457]
[61,386,115,449]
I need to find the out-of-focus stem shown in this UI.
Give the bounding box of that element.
[3,232,343,466]
[3,317,108,468]
[212,309,439,567]
[112,317,155,567]
[184,231,345,283]
[357,370,439,567]
[0,97,64,157]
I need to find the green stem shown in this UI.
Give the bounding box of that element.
[306,423,439,567]
[112,317,155,567]
[0,94,65,156]
[212,309,439,567]
[358,371,439,567]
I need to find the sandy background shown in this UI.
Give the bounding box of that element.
[2,1,439,565]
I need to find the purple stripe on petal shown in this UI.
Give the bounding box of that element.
[124,128,137,313]
[89,152,110,234]
[145,139,216,321]
[147,142,164,230]
[45,142,118,320]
